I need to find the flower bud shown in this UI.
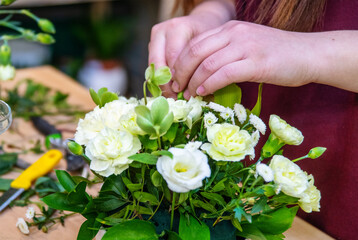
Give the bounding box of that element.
[308,147,326,159]
[67,141,83,155]
[36,33,55,44]
[0,44,11,65]
[22,30,36,41]
[0,0,16,6]
[38,18,56,34]
[41,226,48,233]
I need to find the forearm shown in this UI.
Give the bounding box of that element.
[309,30,358,93]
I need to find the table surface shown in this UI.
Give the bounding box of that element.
[0,66,335,240]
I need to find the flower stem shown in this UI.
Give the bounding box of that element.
[143,81,147,105]
[292,155,308,163]
[170,192,177,230]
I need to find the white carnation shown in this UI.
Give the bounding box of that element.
[16,218,29,235]
[255,163,274,182]
[299,175,321,213]
[269,115,303,145]
[167,98,192,122]
[234,103,247,124]
[156,147,210,193]
[204,112,218,128]
[249,114,266,135]
[186,96,206,128]
[86,127,141,177]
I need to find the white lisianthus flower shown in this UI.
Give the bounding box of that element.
[208,102,226,113]
[255,163,274,182]
[186,96,206,128]
[184,141,202,151]
[167,98,192,122]
[204,112,218,128]
[74,106,105,145]
[16,218,29,235]
[234,103,247,124]
[299,175,321,213]
[201,123,255,162]
[0,65,15,81]
[25,207,35,219]
[269,155,309,198]
[156,147,211,193]
[269,115,303,145]
[86,127,141,177]
[249,114,266,135]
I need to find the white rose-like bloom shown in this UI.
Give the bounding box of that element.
[269,155,309,198]
[25,207,35,219]
[204,112,218,128]
[299,175,321,213]
[269,115,304,145]
[234,103,247,124]
[186,96,206,128]
[255,163,274,182]
[184,141,202,151]
[16,218,29,235]
[167,98,192,122]
[249,114,266,135]
[156,147,211,193]
[0,65,15,81]
[86,127,141,177]
[201,123,255,162]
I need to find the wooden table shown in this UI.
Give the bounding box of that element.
[0,66,334,240]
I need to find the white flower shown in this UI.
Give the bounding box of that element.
[156,147,211,193]
[208,102,226,113]
[25,207,35,219]
[299,175,321,213]
[0,65,15,81]
[220,107,234,121]
[86,127,141,177]
[275,184,282,194]
[204,112,218,128]
[201,123,255,162]
[249,114,266,135]
[251,130,260,147]
[255,163,274,182]
[269,115,303,145]
[186,96,206,128]
[234,103,247,124]
[167,98,192,122]
[16,218,29,235]
[184,141,202,151]
[269,155,309,198]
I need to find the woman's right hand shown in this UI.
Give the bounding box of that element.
[148,0,236,97]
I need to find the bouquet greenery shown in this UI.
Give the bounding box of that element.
[42,64,325,240]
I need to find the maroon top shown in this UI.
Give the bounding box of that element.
[235,1,358,239]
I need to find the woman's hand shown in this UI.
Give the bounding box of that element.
[148,0,236,97]
[171,20,327,98]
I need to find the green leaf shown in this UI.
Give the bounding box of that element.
[167,230,183,240]
[153,66,172,85]
[102,220,158,240]
[138,135,158,151]
[271,193,299,204]
[0,178,12,191]
[251,196,268,214]
[145,63,155,81]
[200,192,226,206]
[41,193,85,212]
[231,217,243,232]
[151,170,162,187]
[191,200,217,213]
[210,178,227,192]
[100,91,119,106]
[77,213,105,240]
[253,207,298,235]
[234,206,252,223]
[151,96,169,125]
[236,224,266,240]
[128,153,158,165]
[89,88,100,105]
[100,175,127,199]
[0,152,17,175]
[251,83,263,117]
[55,170,76,192]
[94,196,127,212]
[127,183,142,192]
[162,123,178,143]
[97,87,108,99]
[159,112,174,135]
[151,150,173,159]
[133,191,159,205]
[135,106,156,134]
[179,213,210,240]
[213,83,241,109]
[67,181,88,204]
[148,83,162,97]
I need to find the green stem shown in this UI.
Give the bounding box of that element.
[240,173,252,198]
[148,194,165,221]
[292,155,308,163]
[204,164,220,191]
[170,192,177,230]
[143,81,147,105]
[249,176,262,191]
[157,136,162,150]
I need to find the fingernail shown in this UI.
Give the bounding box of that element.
[184,89,190,100]
[172,81,179,92]
[196,86,205,96]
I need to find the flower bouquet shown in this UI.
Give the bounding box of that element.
[42,64,325,240]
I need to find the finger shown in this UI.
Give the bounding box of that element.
[165,28,192,69]
[186,44,244,96]
[148,30,167,67]
[196,60,256,96]
[172,31,230,93]
[161,81,177,98]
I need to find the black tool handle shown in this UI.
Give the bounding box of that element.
[31,116,61,135]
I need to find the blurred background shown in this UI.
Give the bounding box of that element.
[0,0,176,97]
